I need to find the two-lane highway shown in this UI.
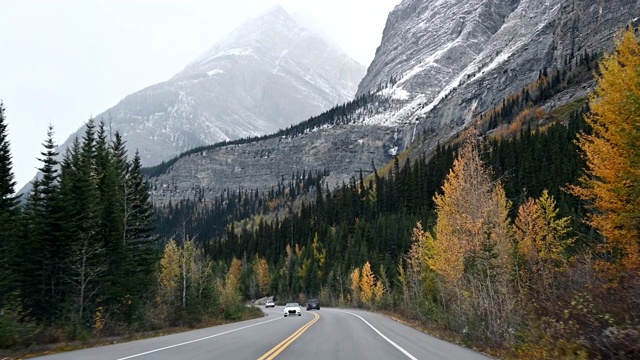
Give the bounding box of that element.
[33,306,493,360]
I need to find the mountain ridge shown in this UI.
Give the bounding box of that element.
[19,5,365,196]
[146,0,640,206]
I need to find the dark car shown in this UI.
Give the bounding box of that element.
[306,299,320,310]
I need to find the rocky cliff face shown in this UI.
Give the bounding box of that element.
[149,0,640,206]
[59,5,365,168]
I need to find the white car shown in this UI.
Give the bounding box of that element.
[265,300,275,308]
[283,302,301,317]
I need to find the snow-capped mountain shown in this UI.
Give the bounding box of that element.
[358,0,640,131]
[147,0,639,205]
[60,5,365,168]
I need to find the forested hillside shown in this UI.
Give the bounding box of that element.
[150,28,639,358]
[0,117,257,350]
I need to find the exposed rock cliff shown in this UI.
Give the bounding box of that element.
[148,0,640,206]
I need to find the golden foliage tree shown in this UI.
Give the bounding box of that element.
[156,240,180,321]
[426,128,515,344]
[359,261,375,305]
[349,267,360,305]
[252,255,272,297]
[400,222,437,318]
[428,129,513,282]
[228,257,243,283]
[312,233,326,278]
[217,267,242,319]
[570,26,640,278]
[155,238,214,325]
[515,190,573,300]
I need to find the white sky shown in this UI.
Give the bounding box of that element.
[0,0,400,191]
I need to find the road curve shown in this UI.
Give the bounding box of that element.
[32,307,493,360]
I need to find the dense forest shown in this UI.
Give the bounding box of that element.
[0,117,256,349]
[1,26,638,359]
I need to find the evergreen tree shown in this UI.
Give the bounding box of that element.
[0,101,19,307]
[95,120,128,318]
[123,150,158,321]
[59,119,103,325]
[0,101,17,214]
[16,126,69,322]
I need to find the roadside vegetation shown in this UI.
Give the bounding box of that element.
[0,118,261,357]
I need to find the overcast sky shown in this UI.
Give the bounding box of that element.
[0,0,400,191]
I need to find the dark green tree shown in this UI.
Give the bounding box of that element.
[18,125,68,322]
[122,150,158,323]
[0,101,19,307]
[59,119,104,325]
[94,120,128,319]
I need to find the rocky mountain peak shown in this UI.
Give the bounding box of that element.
[52,5,365,168]
[358,0,520,97]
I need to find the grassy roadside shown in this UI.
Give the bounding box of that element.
[2,306,264,360]
[376,309,506,359]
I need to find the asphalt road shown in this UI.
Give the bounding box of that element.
[32,307,493,360]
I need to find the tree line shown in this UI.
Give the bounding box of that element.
[0,115,256,348]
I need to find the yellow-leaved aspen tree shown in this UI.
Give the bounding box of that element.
[570,26,640,279]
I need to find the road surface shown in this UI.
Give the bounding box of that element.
[33,306,492,360]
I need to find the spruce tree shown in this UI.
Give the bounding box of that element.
[95,120,128,317]
[18,126,68,322]
[124,151,158,321]
[59,119,104,325]
[0,101,19,307]
[0,101,17,212]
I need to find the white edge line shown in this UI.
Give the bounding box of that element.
[116,316,281,360]
[341,310,418,360]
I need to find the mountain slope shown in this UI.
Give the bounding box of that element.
[147,0,639,206]
[60,5,365,167]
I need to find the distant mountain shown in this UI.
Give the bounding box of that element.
[145,0,639,206]
[25,5,362,180]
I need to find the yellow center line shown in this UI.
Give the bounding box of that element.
[257,312,320,360]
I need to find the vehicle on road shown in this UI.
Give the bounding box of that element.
[306,299,320,310]
[283,302,301,317]
[265,300,275,308]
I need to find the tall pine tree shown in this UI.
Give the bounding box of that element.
[0,101,19,307]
